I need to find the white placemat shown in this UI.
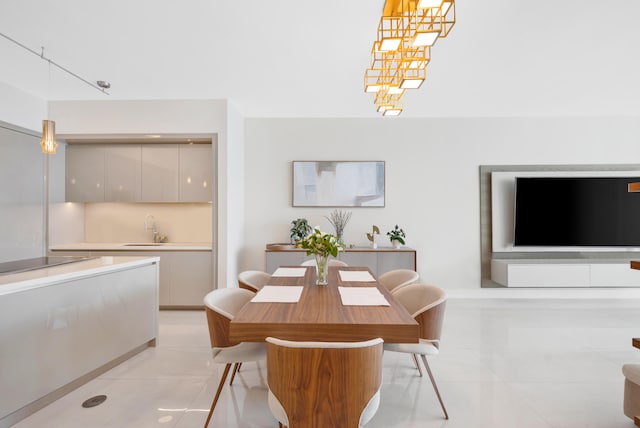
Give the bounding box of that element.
[251,285,304,303]
[338,286,390,306]
[338,270,376,282]
[271,267,307,277]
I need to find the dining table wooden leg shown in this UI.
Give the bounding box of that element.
[634,415,639,427]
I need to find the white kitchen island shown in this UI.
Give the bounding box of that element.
[0,256,159,428]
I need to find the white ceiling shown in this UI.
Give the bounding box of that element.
[1,0,640,118]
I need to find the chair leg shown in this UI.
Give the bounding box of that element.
[204,363,232,428]
[420,354,448,420]
[411,353,423,377]
[229,363,240,385]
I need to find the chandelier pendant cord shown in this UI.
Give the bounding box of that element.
[0,31,109,95]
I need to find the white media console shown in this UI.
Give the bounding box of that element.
[491,259,640,288]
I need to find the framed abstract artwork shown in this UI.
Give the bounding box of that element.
[292,161,385,207]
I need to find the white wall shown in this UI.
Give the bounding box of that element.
[0,82,45,132]
[224,102,245,287]
[243,116,640,290]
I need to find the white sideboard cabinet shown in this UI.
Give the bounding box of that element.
[265,245,416,277]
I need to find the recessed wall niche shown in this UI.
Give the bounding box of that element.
[479,164,640,288]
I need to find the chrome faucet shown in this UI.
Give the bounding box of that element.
[144,214,159,243]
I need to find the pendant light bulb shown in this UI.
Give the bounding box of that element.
[40,120,58,154]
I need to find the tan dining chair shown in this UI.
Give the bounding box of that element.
[203,288,266,427]
[266,336,384,428]
[623,363,640,422]
[300,258,349,267]
[376,269,419,294]
[384,283,448,419]
[238,270,271,292]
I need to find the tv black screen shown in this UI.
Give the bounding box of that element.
[514,177,640,247]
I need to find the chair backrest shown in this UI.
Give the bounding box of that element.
[300,259,349,267]
[238,270,271,292]
[266,337,383,428]
[392,283,446,342]
[376,269,419,293]
[203,288,255,348]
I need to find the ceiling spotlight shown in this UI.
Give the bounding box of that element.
[97,81,111,89]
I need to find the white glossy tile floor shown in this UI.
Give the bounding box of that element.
[12,298,640,428]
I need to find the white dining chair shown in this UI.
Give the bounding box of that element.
[384,283,449,419]
[203,288,266,427]
[238,270,271,292]
[377,269,419,294]
[266,336,383,428]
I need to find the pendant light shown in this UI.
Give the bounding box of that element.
[40,56,57,154]
[41,119,57,154]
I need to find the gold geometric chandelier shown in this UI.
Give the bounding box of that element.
[364,0,456,116]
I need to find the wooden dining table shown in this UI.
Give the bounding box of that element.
[229,266,419,344]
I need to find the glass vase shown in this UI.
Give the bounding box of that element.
[315,254,329,285]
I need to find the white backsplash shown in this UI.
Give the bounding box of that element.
[84,202,212,243]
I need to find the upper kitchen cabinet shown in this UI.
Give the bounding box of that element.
[179,144,213,202]
[105,145,142,202]
[65,142,212,203]
[141,144,179,202]
[66,145,106,202]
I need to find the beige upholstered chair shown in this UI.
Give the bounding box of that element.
[384,283,448,419]
[300,258,349,267]
[266,337,384,428]
[623,364,640,422]
[238,270,271,292]
[377,269,419,294]
[203,288,266,427]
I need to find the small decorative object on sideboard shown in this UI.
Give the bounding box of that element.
[290,218,312,244]
[387,225,406,249]
[366,225,380,249]
[297,227,344,285]
[326,209,352,245]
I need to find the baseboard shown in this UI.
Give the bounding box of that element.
[448,287,640,299]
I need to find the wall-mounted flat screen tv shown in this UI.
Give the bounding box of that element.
[514,177,640,246]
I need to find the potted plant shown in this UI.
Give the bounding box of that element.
[297,227,344,284]
[290,218,312,244]
[386,225,406,249]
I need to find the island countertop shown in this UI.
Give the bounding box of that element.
[0,256,159,296]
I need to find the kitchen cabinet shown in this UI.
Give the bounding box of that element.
[141,144,179,202]
[49,249,212,307]
[65,145,105,202]
[179,144,213,202]
[265,246,416,276]
[65,143,212,202]
[105,145,141,202]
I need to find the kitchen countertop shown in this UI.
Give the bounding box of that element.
[0,256,159,295]
[50,242,212,251]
